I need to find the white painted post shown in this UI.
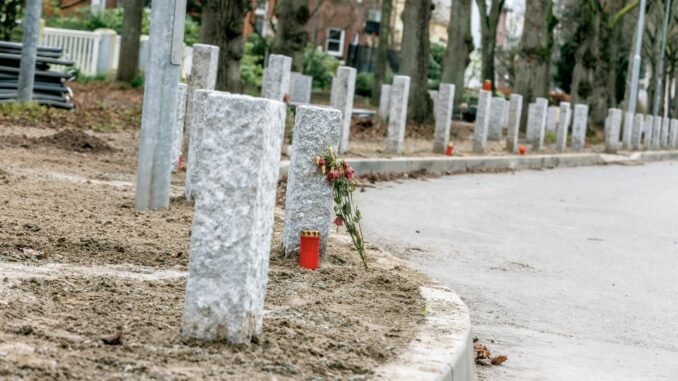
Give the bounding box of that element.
[433,83,455,153]
[181,92,285,344]
[283,105,342,257]
[135,0,187,210]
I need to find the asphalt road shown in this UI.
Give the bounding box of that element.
[355,161,678,380]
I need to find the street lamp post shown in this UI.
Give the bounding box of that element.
[651,0,673,118]
[628,0,647,116]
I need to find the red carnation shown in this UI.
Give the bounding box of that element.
[333,216,344,226]
[343,162,354,180]
[326,169,340,183]
[317,157,326,167]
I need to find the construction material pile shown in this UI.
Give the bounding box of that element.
[0,41,76,109]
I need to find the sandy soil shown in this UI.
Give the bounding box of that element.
[0,125,429,380]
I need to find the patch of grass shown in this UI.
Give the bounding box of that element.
[75,73,108,84]
[0,102,60,126]
[544,131,557,144]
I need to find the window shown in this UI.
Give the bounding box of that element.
[326,28,345,57]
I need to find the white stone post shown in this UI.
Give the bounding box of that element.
[378,84,391,121]
[500,99,510,131]
[181,44,219,162]
[488,96,504,141]
[651,116,662,149]
[289,72,312,104]
[622,111,634,148]
[171,83,188,172]
[556,102,571,153]
[525,103,536,143]
[473,90,491,153]
[546,106,559,132]
[642,115,654,150]
[135,0,186,210]
[429,90,439,116]
[571,104,589,152]
[531,98,548,151]
[433,84,455,153]
[283,105,342,257]
[262,54,292,101]
[330,66,356,154]
[631,113,644,150]
[184,90,211,200]
[670,119,678,148]
[386,75,411,154]
[604,108,622,154]
[660,117,670,148]
[17,0,43,102]
[181,92,285,344]
[506,94,523,153]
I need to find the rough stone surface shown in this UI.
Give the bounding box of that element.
[181,44,219,164]
[181,92,285,344]
[571,104,589,151]
[506,94,523,153]
[17,0,42,102]
[488,97,505,141]
[171,83,188,172]
[622,111,634,148]
[386,75,411,154]
[651,116,662,150]
[261,54,292,101]
[134,0,185,210]
[604,108,622,154]
[429,90,439,116]
[531,98,548,151]
[546,106,559,132]
[660,117,670,148]
[330,66,356,153]
[632,113,644,150]
[556,102,571,152]
[525,103,536,143]
[183,90,211,200]
[643,115,654,150]
[473,90,491,153]
[433,84,455,153]
[501,99,510,131]
[283,106,342,257]
[289,72,312,104]
[378,84,391,120]
[671,119,678,149]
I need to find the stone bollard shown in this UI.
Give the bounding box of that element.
[651,116,662,150]
[488,96,505,141]
[670,119,678,149]
[433,84,455,153]
[642,115,653,150]
[501,99,510,132]
[660,117,670,148]
[622,111,634,148]
[571,104,589,152]
[378,84,391,121]
[262,54,292,101]
[506,94,523,153]
[17,0,42,102]
[181,44,219,167]
[330,66,356,154]
[386,75,411,154]
[546,106,559,132]
[289,72,312,104]
[604,108,622,154]
[473,90,492,153]
[531,98,548,151]
[181,92,285,344]
[283,105,342,258]
[556,102,571,153]
[429,90,439,116]
[184,90,211,200]
[171,83,188,172]
[525,103,536,143]
[631,113,644,150]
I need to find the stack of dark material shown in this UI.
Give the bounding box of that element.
[0,41,77,110]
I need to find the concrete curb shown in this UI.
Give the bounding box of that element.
[279,150,678,177]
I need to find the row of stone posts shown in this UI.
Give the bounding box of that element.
[622,112,678,151]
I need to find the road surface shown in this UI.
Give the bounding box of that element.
[355,161,678,380]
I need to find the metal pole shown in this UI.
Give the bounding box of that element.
[652,0,673,118]
[628,0,647,115]
[17,0,43,103]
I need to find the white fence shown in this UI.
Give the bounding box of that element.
[40,27,193,78]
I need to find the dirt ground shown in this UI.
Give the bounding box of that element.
[0,122,429,380]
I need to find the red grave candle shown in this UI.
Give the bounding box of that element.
[299,230,320,270]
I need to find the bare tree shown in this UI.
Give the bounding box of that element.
[271,0,310,71]
[400,0,433,123]
[475,0,505,91]
[200,0,250,92]
[116,0,143,83]
[441,0,473,106]
[372,0,393,103]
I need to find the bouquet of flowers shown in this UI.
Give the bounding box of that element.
[315,146,367,269]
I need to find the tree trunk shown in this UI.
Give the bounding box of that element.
[271,0,310,72]
[372,0,392,104]
[400,0,433,124]
[441,0,473,107]
[200,0,250,93]
[116,0,143,83]
[475,0,504,91]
